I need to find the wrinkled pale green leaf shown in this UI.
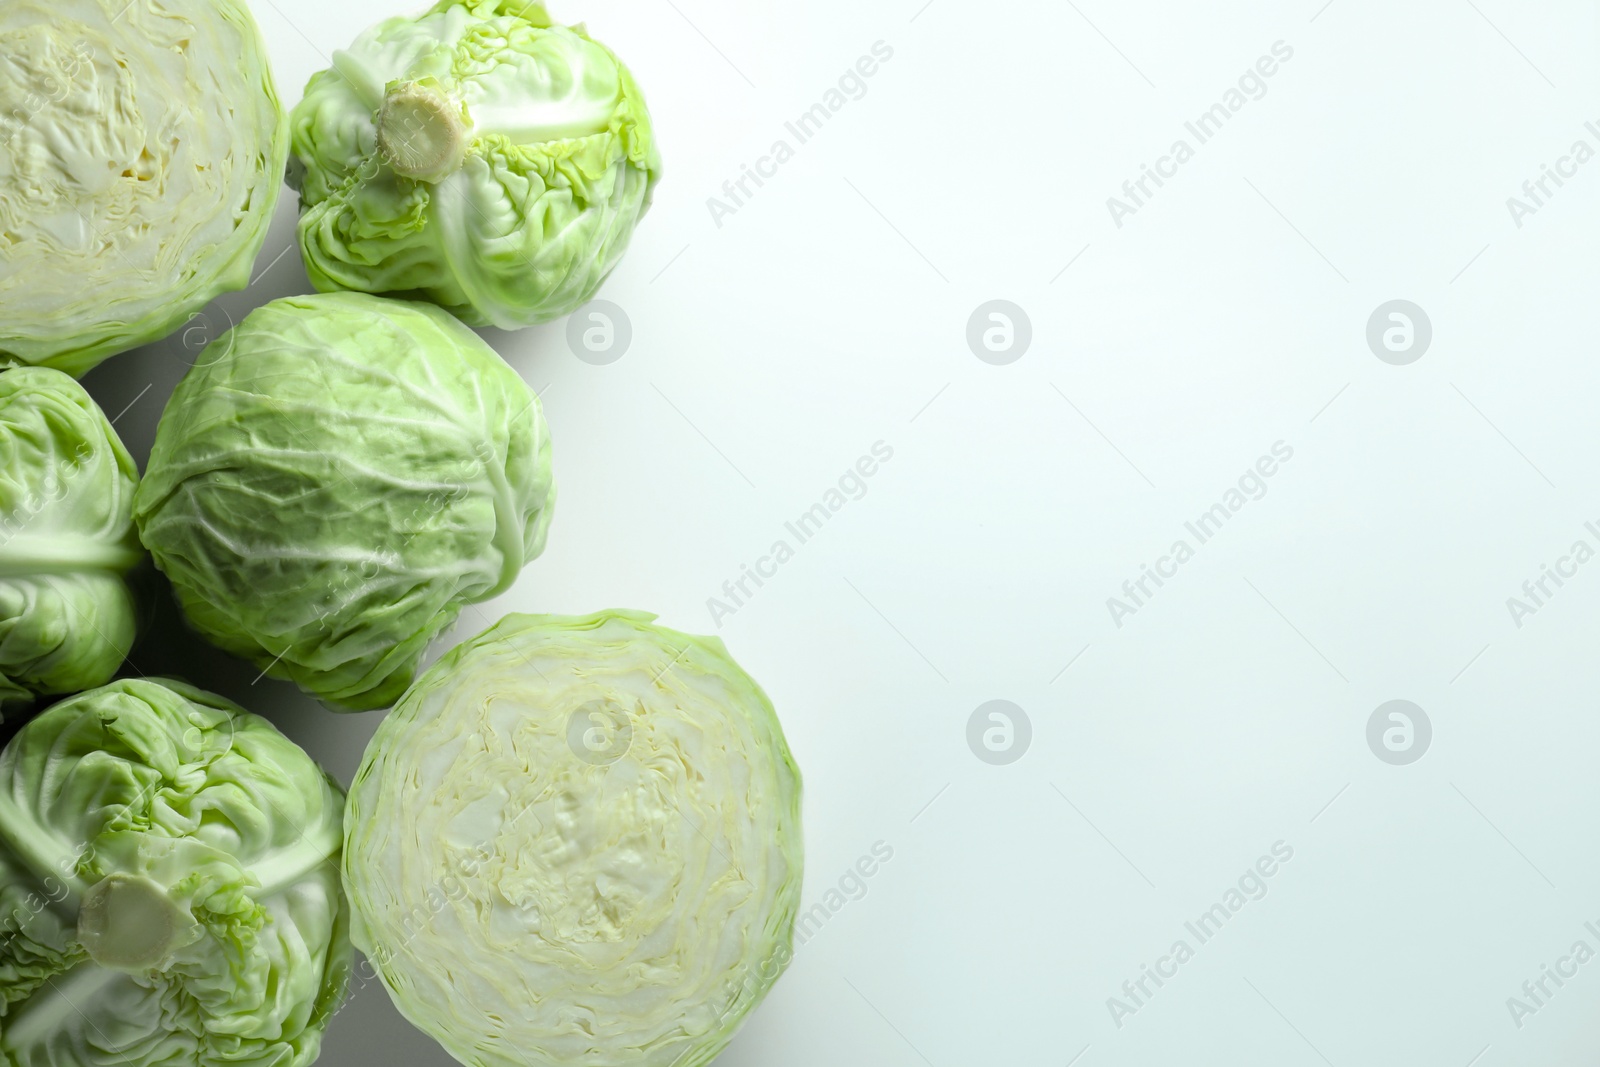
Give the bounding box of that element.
[289,0,660,329]
[0,0,287,377]
[133,293,555,711]
[345,610,803,1067]
[0,368,141,719]
[0,678,350,1067]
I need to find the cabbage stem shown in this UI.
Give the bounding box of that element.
[376,81,469,183]
[77,874,195,972]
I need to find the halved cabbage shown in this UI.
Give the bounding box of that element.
[0,0,287,376]
[0,367,142,717]
[288,0,660,329]
[345,610,803,1067]
[0,678,350,1066]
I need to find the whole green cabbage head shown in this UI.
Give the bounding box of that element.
[0,0,287,377]
[133,292,555,711]
[345,610,803,1067]
[0,678,350,1067]
[0,368,142,718]
[289,0,660,329]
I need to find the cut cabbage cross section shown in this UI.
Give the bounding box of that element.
[0,0,287,376]
[344,610,803,1067]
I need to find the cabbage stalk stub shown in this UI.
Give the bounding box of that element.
[0,367,142,717]
[0,0,287,376]
[344,610,804,1067]
[289,0,660,329]
[0,678,350,1067]
[132,292,555,711]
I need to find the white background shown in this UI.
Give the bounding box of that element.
[76,0,1600,1064]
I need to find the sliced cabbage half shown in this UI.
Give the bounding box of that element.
[289,0,660,329]
[344,610,803,1067]
[0,678,351,1067]
[0,0,287,376]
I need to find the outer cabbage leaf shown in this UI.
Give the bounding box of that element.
[0,0,287,377]
[345,610,804,1067]
[0,678,350,1067]
[132,293,555,711]
[0,368,141,719]
[289,0,660,329]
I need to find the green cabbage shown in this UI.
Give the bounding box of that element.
[288,0,660,329]
[0,368,141,718]
[0,678,350,1066]
[132,292,555,711]
[344,610,803,1067]
[0,0,287,377]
